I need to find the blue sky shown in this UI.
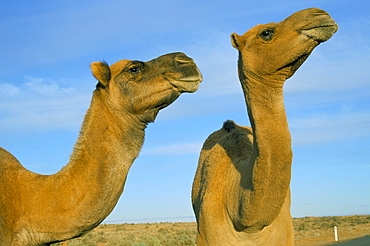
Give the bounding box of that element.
[1,0,369,223]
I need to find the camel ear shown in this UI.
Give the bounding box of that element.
[231,33,244,51]
[90,61,111,87]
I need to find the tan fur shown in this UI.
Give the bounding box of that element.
[192,8,337,245]
[0,52,202,246]
[90,61,111,85]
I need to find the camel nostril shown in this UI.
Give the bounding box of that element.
[309,8,329,16]
[175,55,192,65]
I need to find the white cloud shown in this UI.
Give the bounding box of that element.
[0,77,90,132]
[0,83,20,96]
[23,76,78,96]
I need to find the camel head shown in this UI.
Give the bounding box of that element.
[90,52,202,123]
[231,8,338,84]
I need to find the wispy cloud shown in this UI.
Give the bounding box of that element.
[291,110,370,145]
[0,77,90,132]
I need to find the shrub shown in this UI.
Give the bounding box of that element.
[136,235,162,246]
[107,238,135,246]
[157,228,169,234]
[297,223,306,231]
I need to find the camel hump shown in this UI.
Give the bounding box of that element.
[0,147,23,170]
[223,120,236,133]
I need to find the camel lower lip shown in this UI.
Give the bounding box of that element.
[300,22,338,42]
[169,80,201,92]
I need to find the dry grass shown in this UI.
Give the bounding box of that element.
[54,215,370,246]
[293,215,370,246]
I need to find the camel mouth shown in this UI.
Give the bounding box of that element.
[300,22,338,42]
[167,68,203,93]
[168,77,202,93]
[290,53,310,72]
[277,53,310,73]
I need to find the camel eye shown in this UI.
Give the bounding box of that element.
[260,28,274,41]
[128,66,139,73]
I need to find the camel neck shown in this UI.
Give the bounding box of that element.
[242,77,288,141]
[59,91,146,227]
[240,75,292,229]
[70,92,146,166]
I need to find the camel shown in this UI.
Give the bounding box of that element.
[0,52,202,246]
[192,8,338,245]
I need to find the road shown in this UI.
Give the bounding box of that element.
[329,236,370,246]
